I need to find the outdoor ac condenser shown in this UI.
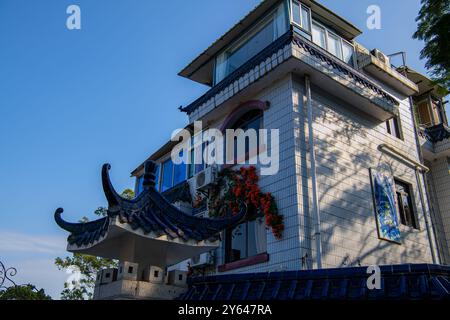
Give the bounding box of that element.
[195,165,217,190]
[189,251,214,267]
[371,49,390,66]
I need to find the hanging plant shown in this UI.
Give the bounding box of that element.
[208,166,284,239]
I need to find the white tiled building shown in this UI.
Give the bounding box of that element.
[131,0,450,275]
[57,0,450,299]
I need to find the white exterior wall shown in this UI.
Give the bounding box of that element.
[291,77,435,267]
[215,74,304,273]
[428,157,450,263]
[203,72,436,275]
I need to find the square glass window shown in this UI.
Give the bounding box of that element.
[214,2,288,84]
[327,32,342,59]
[386,117,402,139]
[394,180,418,229]
[342,41,354,65]
[225,218,266,263]
[226,21,274,76]
[292,1,301,25]
[301,5,311,32]
[173,150,187,186]
[136,176,143,195]
[312,23,326,49]
[161,159,173,192]
[230,223,247,262]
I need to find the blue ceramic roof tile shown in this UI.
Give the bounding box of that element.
[55,161,246,246]
[181,264,450,300]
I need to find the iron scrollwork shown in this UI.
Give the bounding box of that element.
[0,261,17,291]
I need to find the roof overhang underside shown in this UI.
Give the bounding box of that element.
[397,67,447,98]
[67,218,219,267]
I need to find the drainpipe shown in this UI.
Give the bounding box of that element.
[397,62,441,264]
[415,169,438,264]
[405,88,441,264]
[305,74,322,269]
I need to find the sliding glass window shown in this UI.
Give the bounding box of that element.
[161,159,174,192]
[291,1,311,32]
[214,2,288,85]
[311,21,354,66]
[312,22,326,49]
[327,32,342,59]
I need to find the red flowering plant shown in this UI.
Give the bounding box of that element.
[208,166,284,239]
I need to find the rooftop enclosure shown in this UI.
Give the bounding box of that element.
[178,0,361,86]
[55,161,246,268]
[178,0,406,124]
[181,264,450,300]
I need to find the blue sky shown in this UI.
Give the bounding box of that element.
[0,0,444,298]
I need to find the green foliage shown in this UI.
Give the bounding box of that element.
[121,188,135,200]
[413,0,450,92]
[55,253,117,300]
[54,189,134,300]
[0,284,51,300]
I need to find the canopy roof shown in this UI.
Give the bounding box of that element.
[55,161,246,266]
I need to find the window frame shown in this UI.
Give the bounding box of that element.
[141,154,188,193]
[188,131,207,178]
[224,217,266,264]
[386,116,403,140]
[310,19,356,67]
[394,179,419,230]
[416,98,433,127]
[226,109,264,166]
[161,157,175,192]
[213,3,288,85]
[291,0,312,33]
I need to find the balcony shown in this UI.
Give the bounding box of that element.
[419,123,450,160]
[357,50,419,96]
[181,30,399,123]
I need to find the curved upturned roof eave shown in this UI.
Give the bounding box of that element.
[65,216,221,254]
[56,162,247,259]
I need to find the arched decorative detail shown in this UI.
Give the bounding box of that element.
[219,100,269,132]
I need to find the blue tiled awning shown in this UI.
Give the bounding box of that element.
[180,264,450,300]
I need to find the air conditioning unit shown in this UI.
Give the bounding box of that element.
[371,49,390,66]
[190,252,214,267]
[194,166,217,190]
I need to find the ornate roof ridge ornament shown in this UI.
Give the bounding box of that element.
[55,161,247,248]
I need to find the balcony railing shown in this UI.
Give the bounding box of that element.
[181,30,398,122]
